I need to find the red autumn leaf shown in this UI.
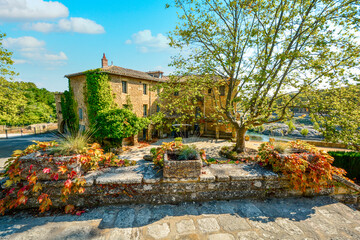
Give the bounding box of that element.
[64,179,72,188]
[17,195,28,205]
[43,168,51,174]
[76,210,85,216]
[39,197,52,213]
[51,173,59,181]
[38,193,49,203]
[29,164,33,172]
[67,171,77,179]
[27,173,37,185]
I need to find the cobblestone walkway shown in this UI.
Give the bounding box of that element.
[1,196,360,240]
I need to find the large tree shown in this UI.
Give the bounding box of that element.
[165,0,360,152]
[307,84,360,150]
[0,33,56,126]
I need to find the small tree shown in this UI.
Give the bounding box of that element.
[94,109,150,146]
[165,0,360,152]
[300,128,309,137]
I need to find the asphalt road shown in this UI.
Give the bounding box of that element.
[0,132,58,169]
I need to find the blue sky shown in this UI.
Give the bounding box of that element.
[0,0,179,92]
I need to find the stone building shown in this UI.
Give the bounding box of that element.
[56,54,164,140]
[56,54,237,141]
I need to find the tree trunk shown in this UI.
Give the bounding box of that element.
[234,126,247,153]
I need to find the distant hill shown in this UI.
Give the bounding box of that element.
[0,79,56,126]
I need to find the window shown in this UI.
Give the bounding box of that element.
[79,108,83,120]
[143,104,148,117]
[208,88,212,94]
[156,105,160,113]
[174,91,179,96]
[143,83,147,95]
[220,86,225,96]
[122,81,127,93]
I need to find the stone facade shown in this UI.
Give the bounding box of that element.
[56,54,164,139]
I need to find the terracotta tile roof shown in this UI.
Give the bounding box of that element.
[65,66,165,82]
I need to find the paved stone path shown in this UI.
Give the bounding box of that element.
[1,196,360,240]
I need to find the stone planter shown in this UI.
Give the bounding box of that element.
[163,152,202,178]
[19,152,82,180]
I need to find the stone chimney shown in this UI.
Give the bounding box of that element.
[101,53,108,68]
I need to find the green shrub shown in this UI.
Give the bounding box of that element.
[150,147,157,157]
[286,121,296,133]
[174,137,183,142]
[94,108,150,145]
[178,145,198,160]
[50,128,94,155]
[300,128,309,136]
[328,151,360,181]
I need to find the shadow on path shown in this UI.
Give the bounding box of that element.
[0,196,351,239]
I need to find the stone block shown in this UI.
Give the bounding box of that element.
[197,218,220,233]
[95,172,143,184]
[163,152,202,178]
[19,153,82,180]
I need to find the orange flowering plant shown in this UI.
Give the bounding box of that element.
[257,140,347,193]
[0,141,135,215]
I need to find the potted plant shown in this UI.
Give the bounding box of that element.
[163,144,202,178]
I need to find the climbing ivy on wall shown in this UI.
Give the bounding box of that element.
[85,69,116,126]
[61,81,79,132]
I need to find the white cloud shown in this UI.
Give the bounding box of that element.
[126,30,170,53]
[0,0,69,22]
[25,17,105,34]
[13,59,28,64]
[3,36,67,65]
[3,36,45,51]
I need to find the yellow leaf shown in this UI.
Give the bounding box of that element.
[4,180,13,188]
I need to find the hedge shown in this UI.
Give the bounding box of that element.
[328,151,360,182]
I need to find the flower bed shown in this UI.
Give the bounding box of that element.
[0,141,135,215]
[257,140,348,193]
[219,145,258,162]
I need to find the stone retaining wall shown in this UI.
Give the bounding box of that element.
[2,162,359,210]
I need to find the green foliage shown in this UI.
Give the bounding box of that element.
[286,121,296,133]
[50,129,94,155]
[94,108,149,144]
[0,79,56,126]
[0,33,16,81]
[61,83,79,132]
[0,34,56,126]
[123,95,134,111]
[174,137,183,142]
[85,69,115,126]
[300,128,309,136]
[328,151,360,182]
[150,147,157,158]
[178,145,198,160]
[150,112,169,130]
[308,85,360,150]
[167,0,360,152]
